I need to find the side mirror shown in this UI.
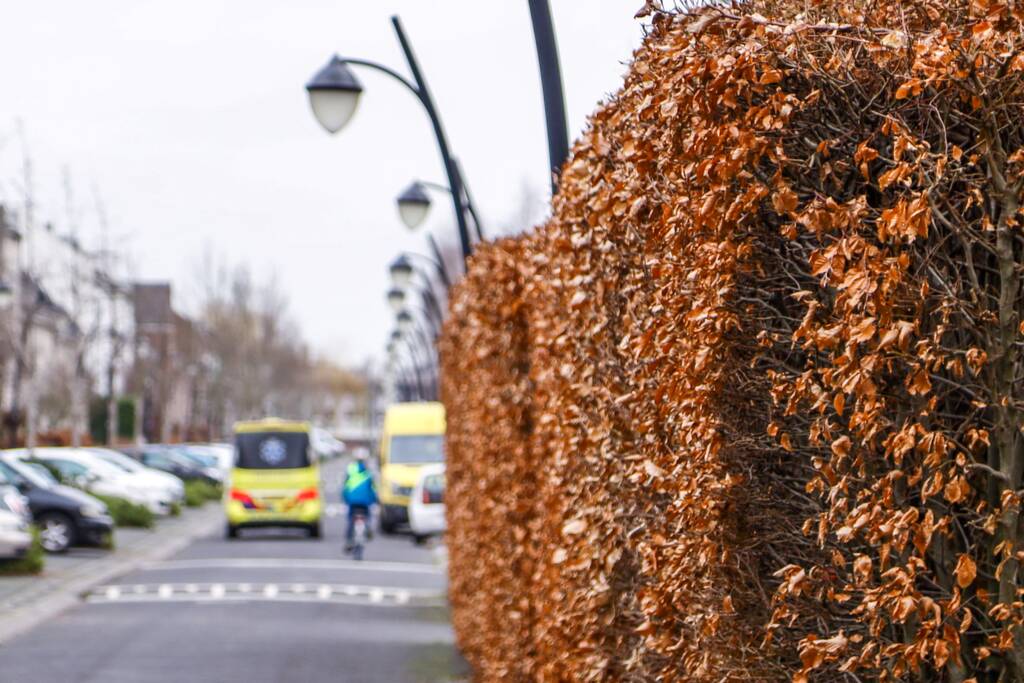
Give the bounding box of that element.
[16,481,30,494]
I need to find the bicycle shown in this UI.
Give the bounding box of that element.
[350,510,368,561]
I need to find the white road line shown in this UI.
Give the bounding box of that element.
[185,584,198,594]
[105,587,120,600]
[291,584,306,594]
[210,584,225,599]
[141,558,442,574]
[344,585,358,596]
[396,590,410,605]
[158,585,172,599]
[85,594,445,608]
[264,584,278,599]
[133,585,146,594]
[238,583,252,593]
[317,585,332,600]
[369,588,384,603]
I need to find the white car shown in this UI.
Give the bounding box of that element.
[86,448,185,505]
[16,448,176,515]
[408,464,446,543]
[0,485,32,559]
[311,429,344,460]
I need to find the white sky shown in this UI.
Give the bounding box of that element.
[0,1,645,364]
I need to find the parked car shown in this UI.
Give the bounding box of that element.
[0,486,31,559]
[173,444,230,482]
[85,448,184,505]
[311,428,344,460]
[0,454,114,553]
[408,464,446,544]
[13,448,175,515]
[119,446,216,484]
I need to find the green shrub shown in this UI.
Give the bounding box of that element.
[0,527,45,576]
[169,501,182,517]
[93,494,155,529]
[184,480,222,507]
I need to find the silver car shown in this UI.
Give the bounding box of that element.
[0,484,32,559]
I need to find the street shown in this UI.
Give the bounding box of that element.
[0,462,465,683]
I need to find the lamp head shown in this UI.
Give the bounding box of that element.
[386,287,406,313]
[396,181,431,230]
[306,55,364,134]
[389,255,414,289]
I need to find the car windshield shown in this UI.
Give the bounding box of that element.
[89,450,142,473]
[61,455,124,479]
[23,462,59,487]
[2,458,57,488]
[179,449,218,468]
[389,435,445,464]
[235,432,311,470]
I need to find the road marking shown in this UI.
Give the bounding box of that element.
[85,582,443,608]
[141,558,442,575]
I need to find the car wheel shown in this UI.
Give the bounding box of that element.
[38,512,75,553]
[379,510,397,535]
[413,534,429,546]
[308,522,321,539]
[225,523,238,539]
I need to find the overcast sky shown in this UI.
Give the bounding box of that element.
[0,1,645,365]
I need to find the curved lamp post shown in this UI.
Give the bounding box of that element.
[396,176,484,242]
[306,15,474,262]
[388,255,446,325]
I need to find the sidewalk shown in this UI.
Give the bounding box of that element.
[0,503,222,644]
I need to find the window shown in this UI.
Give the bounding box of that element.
[33,459,87,484]
[143,452,175,469]
[235,432,311,470]
[389,435,445,464]
[423,473,445,504]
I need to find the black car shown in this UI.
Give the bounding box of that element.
[0,455,115,553]
[119,446,217,485]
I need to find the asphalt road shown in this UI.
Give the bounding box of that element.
[0,462,467,683]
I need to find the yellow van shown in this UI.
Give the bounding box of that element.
[225,419,322,539]
[378,402,445,533]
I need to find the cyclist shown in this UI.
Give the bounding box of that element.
[342,448,377,553]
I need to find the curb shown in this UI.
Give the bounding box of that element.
[0,507,223,645]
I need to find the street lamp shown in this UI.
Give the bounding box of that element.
[396,182,431,231]
[389,256,415,290]
[304,15,475,261]
[387,287,406,313]
[395,178,484,242]
[396,310,414,334]
[306,56,364,134]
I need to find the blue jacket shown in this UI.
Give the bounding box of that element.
[342,461,377,507]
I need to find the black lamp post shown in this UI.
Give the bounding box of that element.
[396,175,484,242]
[306,15,475,262]
[527,0,570,194]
